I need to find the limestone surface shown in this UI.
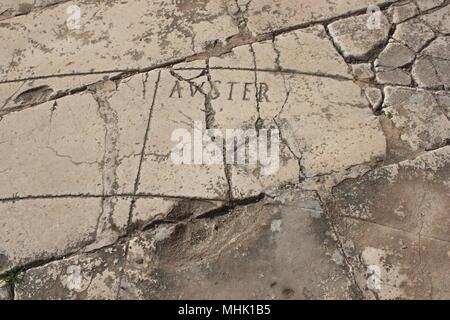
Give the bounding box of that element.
[1,0,449,301]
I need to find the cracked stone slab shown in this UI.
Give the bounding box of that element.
[139,26,383,200]
[253,25,351,78]
[375,42,416,68]
[207,34,385,182]
[388,1,419,23]
[435,91,450,118]
[327,12,391,60]
[0,0,239,82]
[329,147,450,240]
[3,0,450,301]
[0,73,118,114]
[382,86,450,150]
[0,73,159,198]
[420,3,450,33]
[375,67,412,85]
[263,73,386,178]
[365,87,383,110]
[333,218,450,299]
[0,282,10,300]
[245,0,398,35]
[392,18,435,52]
[352,63,375,81]
[132,197,225,229]
[15,243,126,300]
[0,197,130,274]
[118,190,357,299]
[137,70,229,200]
[412,37,450,89]
[13,190,358,300]
[327,148,450,299]
[416,0,446,11]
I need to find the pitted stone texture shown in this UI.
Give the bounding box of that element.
[0,73,159,198]
[0,0,239,82]
[392,19,435,52]
[119,190,356,300]
[352,63,375,81]
[420,4,450,33]
[382,86,450,150]
[365,87,383,110]
[328,148,450,299]
[328,13,391,60]
[375,42,416,68]
[375,67,412,85]
[15,244,126,300]
[388,2,419,23]
[0,197,130,273]
[435,91,450,118]
[412,37,450,89]
[245,0,397,35]
[334,218,450,299]
[416,0,446,11]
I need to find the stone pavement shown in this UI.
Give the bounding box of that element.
[0,0,449,300]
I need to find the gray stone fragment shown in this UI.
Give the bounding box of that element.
[392,19,435,52]
[352,63,374,81]
[412,37,450,89]
[365,87,383,110]
[435,92,450,118]
[416,0,445,11]
[376,68,412,85]
[382,86,450,150]
[375,42,416,68]
[388,2,419,23]
[328,13,391,60]
[420,5,450,33]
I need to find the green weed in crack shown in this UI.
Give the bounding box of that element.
[0,267,23,298]
[383,110,394,119]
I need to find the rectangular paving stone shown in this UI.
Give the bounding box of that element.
[138,70,229,200]
[0,197,130,273]
[0,72,159,198]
